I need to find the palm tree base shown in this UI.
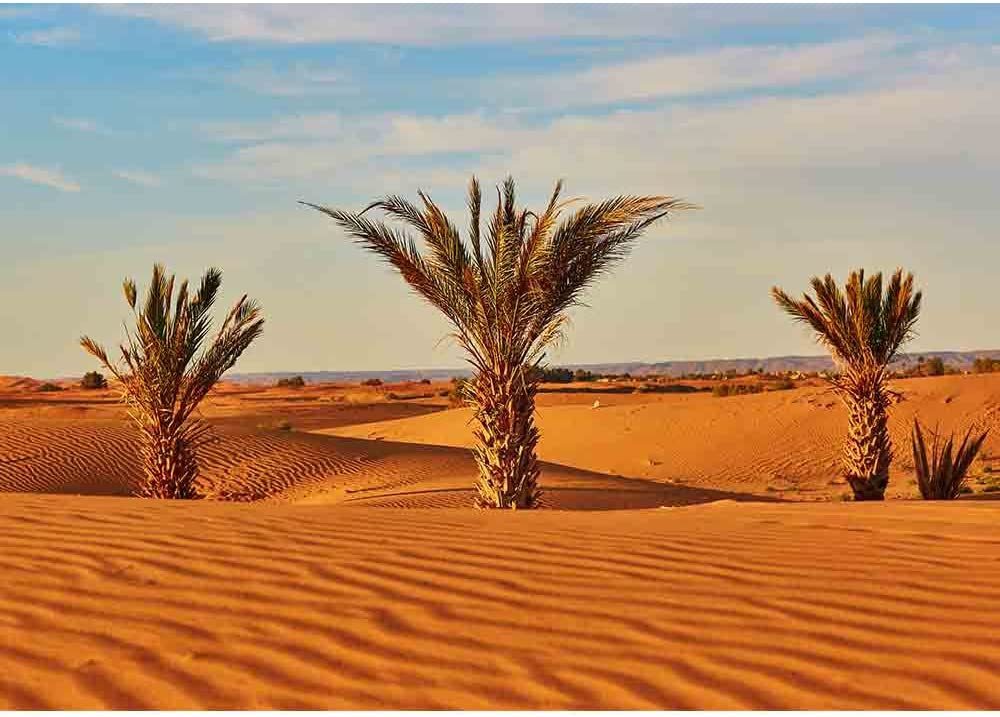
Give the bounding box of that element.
[846,476,887,501]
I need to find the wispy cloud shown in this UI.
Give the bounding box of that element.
[190,43,1000,190]
[224,62,348,96]
[113,169,161,188]
[510,34,906,108]
[0,7,41,20]
[52,116,109,135]
[199,112,343,142]
[12,26,80,47]
[1,163,80,192]
[100,5,869,46]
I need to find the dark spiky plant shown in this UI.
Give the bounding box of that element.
[302,177,691,508]
[772,269,922,500]
[911,419,988,500]
[80,264,264,499]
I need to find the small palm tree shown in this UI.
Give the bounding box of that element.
[302,176,691,508]
[81,264,264,499]
[772,269,922,500]
[912,419,988,500]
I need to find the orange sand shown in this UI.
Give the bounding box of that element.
[0,373,998,707]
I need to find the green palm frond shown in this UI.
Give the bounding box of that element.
[80,265,263,499]
[303,176,692,507]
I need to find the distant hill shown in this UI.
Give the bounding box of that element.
[227,349,1000,384]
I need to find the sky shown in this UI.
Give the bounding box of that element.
[3,4,1000,377]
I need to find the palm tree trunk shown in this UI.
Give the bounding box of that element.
[138,423,200,499]
[470,367,541,509]
[842,382,892,501]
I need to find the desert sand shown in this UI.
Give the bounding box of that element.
[1,373,999,708]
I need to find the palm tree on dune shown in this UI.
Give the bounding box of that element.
[302,176,692,508]
[81,264,264,499]
[772,269,922,500]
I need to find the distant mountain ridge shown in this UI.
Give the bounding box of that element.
[228,349,1000,384]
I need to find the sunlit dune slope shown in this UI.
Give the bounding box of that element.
[325,373,1000,499]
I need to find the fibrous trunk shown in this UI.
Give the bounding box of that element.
[469,367,541,509]
[137,422,200,499]
[841,376,892,501]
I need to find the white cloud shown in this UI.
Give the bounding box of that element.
[515,34,906,108]
[0,7,40,19]
[12,26,80,47]
[200,113,344,142]
[189,44,1000,195]
[1,164,80,192]
[224,62,348,96]
[53,117,109,134]
[99,4,864,46]
[113,169,162,188]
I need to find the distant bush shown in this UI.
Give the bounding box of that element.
[712,383,763,398]
[361,378,383,387]
[573,369,597,382]
[275,419,293,431]
[80,371,107,390]
[973,357,1000,374]
[419,378,431,385]
[386,392,401,400]
[276,375,306,388]
[769,378,795,391]
[38,382,63,392]
[528,366,573,383]
[925,357,945,376]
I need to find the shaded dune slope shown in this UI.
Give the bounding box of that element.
[0,418,754,509]
[0,495,997,709]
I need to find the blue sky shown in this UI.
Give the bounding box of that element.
[3,4,1000,377]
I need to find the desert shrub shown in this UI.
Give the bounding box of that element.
[361,377,383,387]
[573,369,597,382]
[81,371,107,390]
[912,419,989,499]
[38,382,63,392]
[770,377,795,391]
[713,383,762,398]
[924,357,945,376]
[528,366,573,384]
[276,419,293,431]
[973,357,1000,374]
[386,392,401,400]
[276,375,306,388]
[419,378,431,385]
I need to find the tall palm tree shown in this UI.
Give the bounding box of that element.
[772,269,922,500]
[81,264,264,499]
[302,176,691,508]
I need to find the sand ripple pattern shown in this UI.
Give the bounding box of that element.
[0,495,997,709]
[0,419,467,502]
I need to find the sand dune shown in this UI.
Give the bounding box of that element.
[0,494,997,709]
[326,373,1000,500]
[1,374,999,708]
[5,373,999,505]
